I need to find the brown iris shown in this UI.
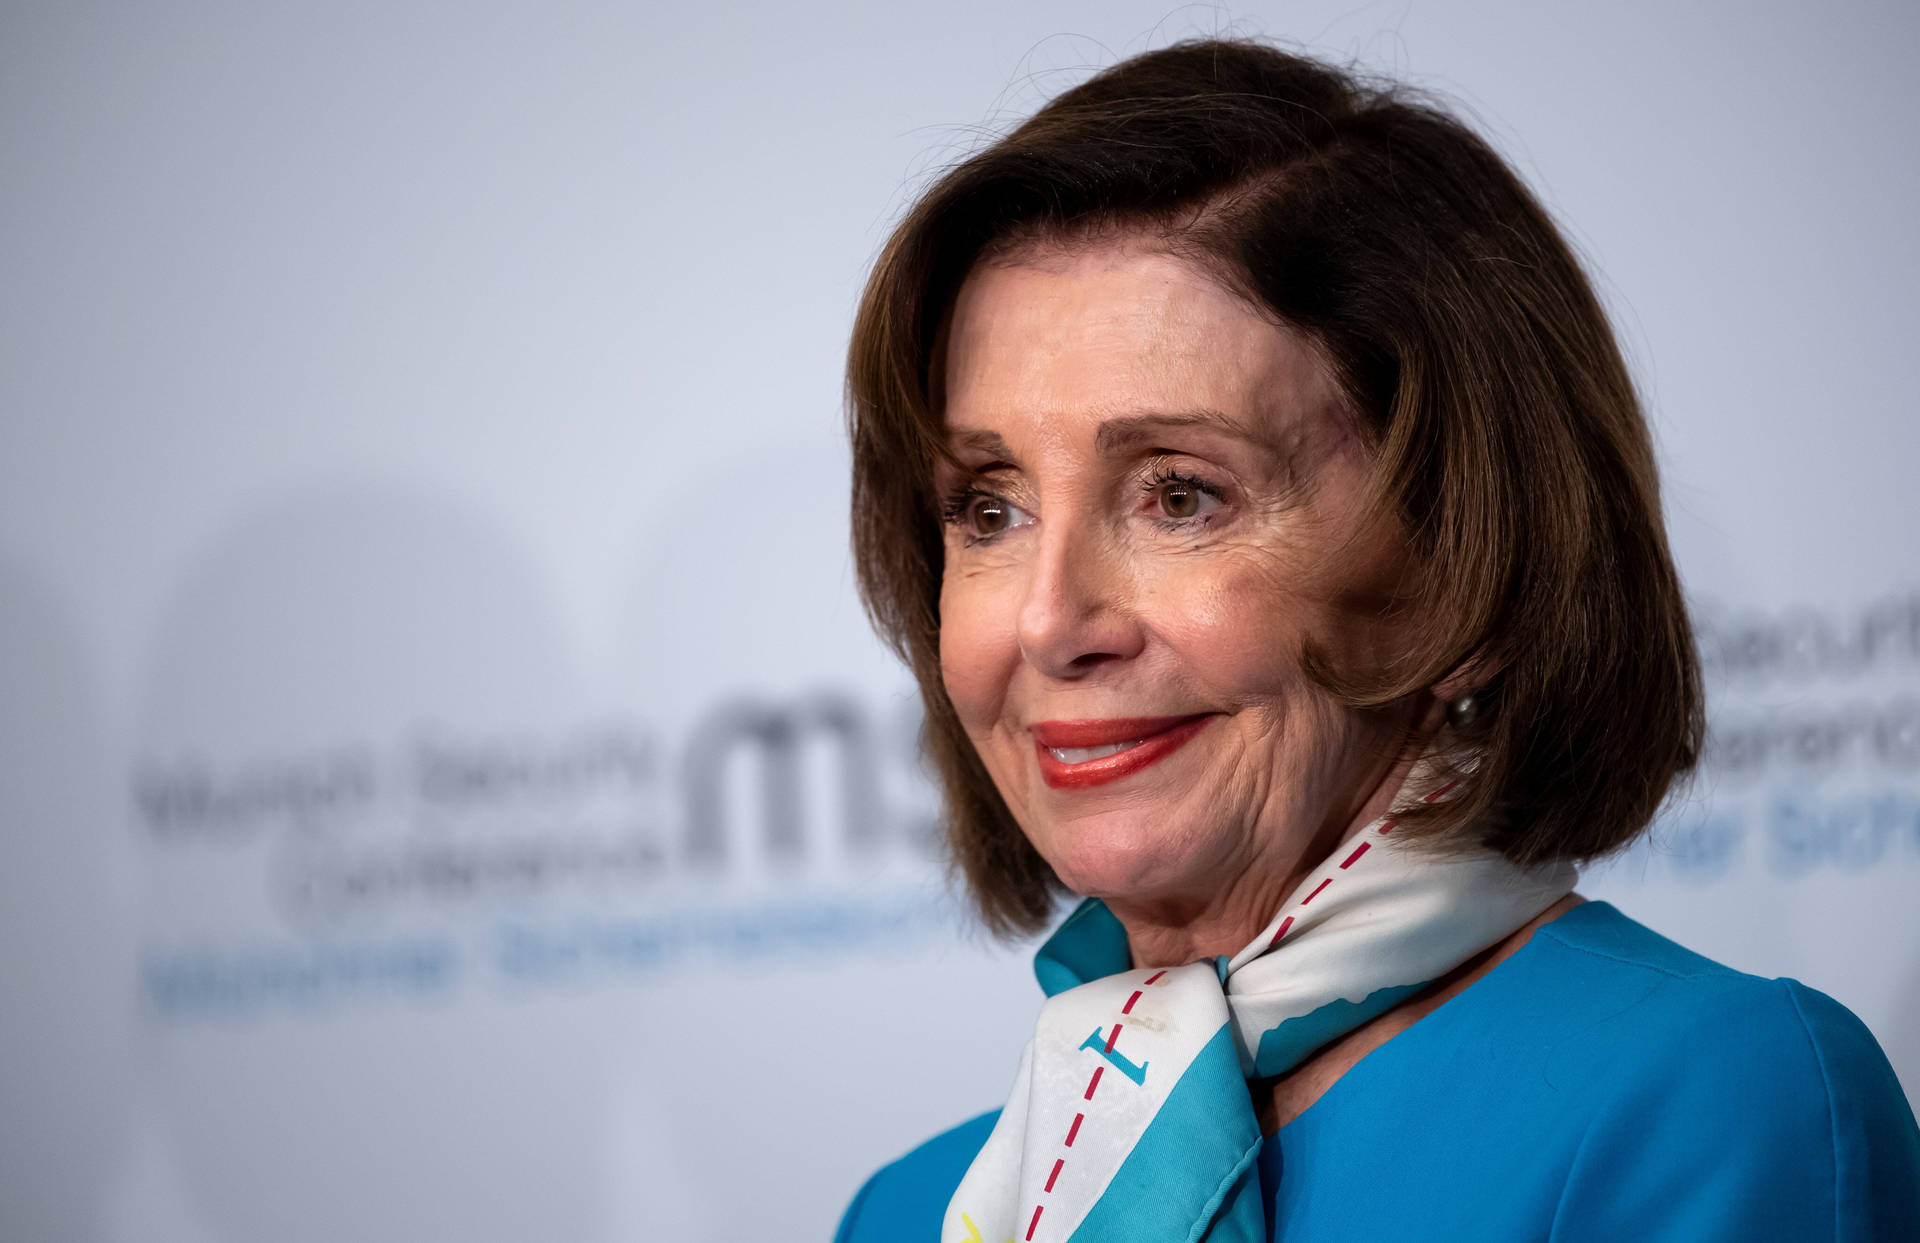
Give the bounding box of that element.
[967,495,1011,536]
[1158,481,1201,518]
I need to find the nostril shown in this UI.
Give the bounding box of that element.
[1011,524,1149,678]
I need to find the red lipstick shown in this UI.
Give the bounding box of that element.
[1030,714,1215,790]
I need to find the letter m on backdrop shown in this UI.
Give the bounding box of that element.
[680,692,882,865]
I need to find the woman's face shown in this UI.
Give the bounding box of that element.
[936,239,1425,931]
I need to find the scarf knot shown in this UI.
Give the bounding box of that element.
[944,808,1575,1242]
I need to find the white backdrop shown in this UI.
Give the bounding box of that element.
[2,2,1917,1239]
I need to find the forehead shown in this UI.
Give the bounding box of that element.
[940,241,1341,441]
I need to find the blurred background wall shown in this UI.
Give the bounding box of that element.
[2,1,1916,1238]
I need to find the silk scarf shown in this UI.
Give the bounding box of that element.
[943,788,1577,1243]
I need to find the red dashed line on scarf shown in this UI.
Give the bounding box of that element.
[1268,779,1463,944]
[1026,966,1171,1238]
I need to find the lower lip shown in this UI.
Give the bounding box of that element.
[1034,716,1215,790]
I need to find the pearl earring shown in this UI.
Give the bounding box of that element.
[1446,692,1480,728]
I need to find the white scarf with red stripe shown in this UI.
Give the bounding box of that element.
[944,792,1576,1243]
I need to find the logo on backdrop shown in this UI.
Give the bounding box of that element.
[136,690,936,920]
[134,689,951,1019]
[1611,588,1920,885]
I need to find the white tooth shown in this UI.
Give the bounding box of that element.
[1048,740,1144,764]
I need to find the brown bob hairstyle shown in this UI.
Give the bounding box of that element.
[847,38,1704,936]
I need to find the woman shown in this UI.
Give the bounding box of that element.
[836,39,1920,1242]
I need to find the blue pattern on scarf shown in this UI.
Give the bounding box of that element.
[1250,983,1428,1079]
[1066,1023,1266,1243]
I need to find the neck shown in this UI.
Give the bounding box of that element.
[1107,743,1429,968]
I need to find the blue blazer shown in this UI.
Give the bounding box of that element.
[837,901,1920,1241]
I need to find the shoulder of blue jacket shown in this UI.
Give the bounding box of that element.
[835,1110,1001,1243]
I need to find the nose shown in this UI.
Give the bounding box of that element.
[1015,514,1145,679]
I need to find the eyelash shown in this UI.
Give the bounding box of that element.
[938,485,995,528]
[937,468,1227,545]
[1141,467,1226,530]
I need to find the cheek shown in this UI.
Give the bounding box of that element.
[1148,551,1398,802]
[1143,550,1322,696]
[937,567,1018,732]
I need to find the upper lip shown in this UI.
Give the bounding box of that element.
[1029,714,1213,748]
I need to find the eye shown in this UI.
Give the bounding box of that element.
[1143,468,1225,523]
[965,494,1016,536]
[1157,479,1204,519]
[941,486,1034,543]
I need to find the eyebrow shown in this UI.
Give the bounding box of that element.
[1095,410,1284,456]
[945,410,1283,461]
[948,428,1016,459]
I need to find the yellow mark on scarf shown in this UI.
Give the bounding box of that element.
[957,1211,1011,1243]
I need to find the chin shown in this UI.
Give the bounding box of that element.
[1032,807,1224,905]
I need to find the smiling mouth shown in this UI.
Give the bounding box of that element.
[1030,714,1215,790]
